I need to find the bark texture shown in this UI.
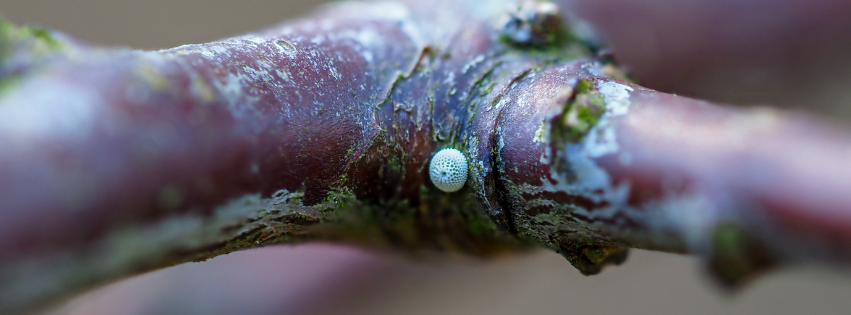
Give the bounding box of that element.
[1,0,851,313]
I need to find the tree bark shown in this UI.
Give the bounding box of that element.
[2,0,851,313]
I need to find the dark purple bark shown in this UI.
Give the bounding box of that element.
[2,0,851,313]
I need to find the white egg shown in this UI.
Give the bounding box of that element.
[429,148,468,192]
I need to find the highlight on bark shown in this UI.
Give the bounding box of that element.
[1,0,851,313]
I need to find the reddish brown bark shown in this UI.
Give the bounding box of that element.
[2,0,851,313]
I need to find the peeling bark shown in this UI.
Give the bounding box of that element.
[1,0,851,313]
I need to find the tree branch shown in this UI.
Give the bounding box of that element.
[1,0,850,313]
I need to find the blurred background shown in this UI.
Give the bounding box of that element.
[2,0,851,314]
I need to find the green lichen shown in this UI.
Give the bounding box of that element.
[0,18,65,94]
[482,81,497,96]
[387,154,403,175]
[492,175,631,275]
[581,245,625,265]
[552,79,606,143]
[499,0,578,49]
[206,139,523,257]
[499,21,591,64]
[709,223,775,287]
[0,20,63,59]
[317,185,522,256]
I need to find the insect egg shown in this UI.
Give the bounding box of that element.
[428,148,468,192]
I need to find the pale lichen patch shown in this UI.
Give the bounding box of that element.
[190,76,216,103]
[274,39,298,58]
[583,81,633,158]
[533,119,549,144]
[135,64,171,93]
[0,80,100,142]
[598,81,633,115]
